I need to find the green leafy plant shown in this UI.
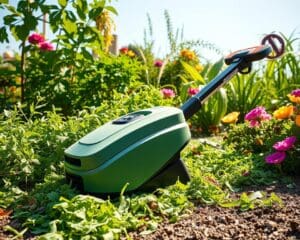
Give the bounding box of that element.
[262,32,300,104]
[226,71,267,121]
[0,0,119,113]
[179,59,228,135]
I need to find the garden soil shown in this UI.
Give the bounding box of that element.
[0,177,299,240]
[129,177,300,240]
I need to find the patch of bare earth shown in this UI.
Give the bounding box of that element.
[130,177,300,240]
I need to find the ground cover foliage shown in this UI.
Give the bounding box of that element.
[0,86,298,239]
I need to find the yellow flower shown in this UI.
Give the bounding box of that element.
[127,50,135,57]
[180,49,196,60]
[221,112,240,124]
[273,105,294,119]
[96,10,116,53]
[195,64,204,72]
[288,94,300,104]
[15,77,21,85]
[296,115,300,127]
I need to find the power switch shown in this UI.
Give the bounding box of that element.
[112,114,144,124]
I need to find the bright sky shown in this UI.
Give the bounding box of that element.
[1,0,300,60]
[113,0,300,59]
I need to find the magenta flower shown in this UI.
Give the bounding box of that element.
[244,106,271,127]
[249,119,260,128]
[188,87,199,96]
[265,151,286,164]
[291,89,300,97]
[161,88,175,98]
[245,106,266,120]
[273,136,297,151]
[154,59,163,68]
[28,33,45,44]
[38,41,54,51]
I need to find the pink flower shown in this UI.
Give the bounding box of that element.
[249,120,260,128]
[38,41,54,51]
[154,59,163,68]
[265,151,286,164]
[161,88,175,98]
[273,136,297,151]
[291,89,300,97]
[28,33,45,44]
[245,106,266,120]
[244,106,271,127]
[188,87,199,96]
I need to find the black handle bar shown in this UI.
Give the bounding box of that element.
[180,45,271,120]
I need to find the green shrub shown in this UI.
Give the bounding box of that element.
[24,52,144,114]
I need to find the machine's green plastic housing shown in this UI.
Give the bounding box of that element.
[64,106,191,194]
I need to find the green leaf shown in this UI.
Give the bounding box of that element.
[24,14,38,31]
[180,61,205,84]
[0,26,8,43]
[38,232,64,240]
[5,5,18,14]
[206,58,223,80]
[62,17,77,34]
[0,0,9,3]
[3,14,18,25]
[10,25,28,41]
[58,0,67,8]
[75,0,88,20]
[105,5,118,15]
[88,7,104,20]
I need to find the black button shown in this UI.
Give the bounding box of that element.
[112,114,144,124]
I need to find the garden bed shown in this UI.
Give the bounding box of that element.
[1,177,299,239]
[130,177,300,240]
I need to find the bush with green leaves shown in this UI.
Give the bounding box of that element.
[24,49,144,114]
[0,0,121,114]
[223,110,299,175]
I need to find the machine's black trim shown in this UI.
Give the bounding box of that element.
[137,144,190,192]
[65,155,81,167]
[66,172,84,192]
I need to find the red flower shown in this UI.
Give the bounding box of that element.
[154,59,163,68]
[119,47,129,54]
[188,87,199,96]
[38,41,54,51]
[28,33,45,45]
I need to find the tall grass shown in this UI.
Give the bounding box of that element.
[262,32,300,104]
[226,32,300,119]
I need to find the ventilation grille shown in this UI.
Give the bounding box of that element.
[65,155,81,167]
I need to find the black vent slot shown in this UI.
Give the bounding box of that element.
[66,173,84,192]
[65,155,81,167]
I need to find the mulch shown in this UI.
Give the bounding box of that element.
[1,177,300,240]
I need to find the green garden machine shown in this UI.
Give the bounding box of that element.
[64,34,284,195]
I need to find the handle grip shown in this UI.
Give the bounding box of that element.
[224,45,271,65]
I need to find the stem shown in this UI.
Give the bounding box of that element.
[20,40,26,103]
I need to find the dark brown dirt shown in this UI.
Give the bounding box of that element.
[1,178,300,240]
[130,177,300,240]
